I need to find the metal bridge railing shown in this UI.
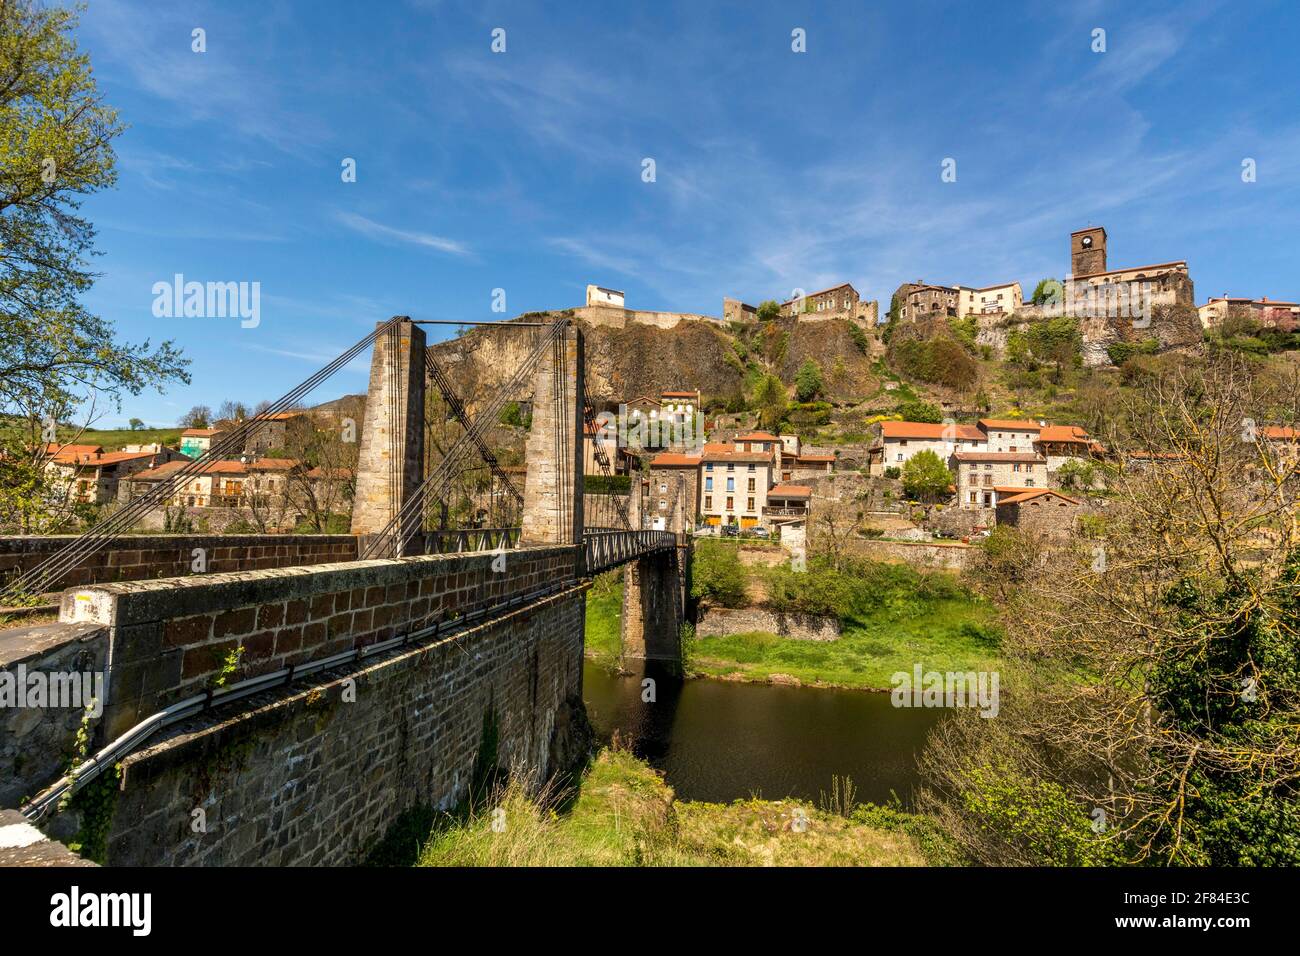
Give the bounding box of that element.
[582,528,677,575]
[416,527,521,554]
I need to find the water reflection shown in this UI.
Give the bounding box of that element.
[582,660,945,808]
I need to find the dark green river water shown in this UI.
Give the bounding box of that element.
[582,660,945,808]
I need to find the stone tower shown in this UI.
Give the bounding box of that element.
[1070,226,1107,277]
[351,318,426,546]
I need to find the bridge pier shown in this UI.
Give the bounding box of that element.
[350,317,426,549]
[621,549,684,662]
[521,324,585,551]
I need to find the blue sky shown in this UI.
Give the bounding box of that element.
[73,0,1300,427]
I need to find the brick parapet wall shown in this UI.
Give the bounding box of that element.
[61,545,581,739]
[98,583,588,866]
[0,534,358,593]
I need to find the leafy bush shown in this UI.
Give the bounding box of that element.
[795,359,823,401]
[891,337,977,389]
[1106,338,1159,366]
[895,399,942,423]
[883,466,901,480]
[690,539,748,607]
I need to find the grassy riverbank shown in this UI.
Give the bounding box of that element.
[584,547,1002,691]
[414,748,939,866]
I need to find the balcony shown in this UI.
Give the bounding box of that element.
[764,506,807,517]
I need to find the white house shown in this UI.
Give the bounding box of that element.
[586,285,625,308]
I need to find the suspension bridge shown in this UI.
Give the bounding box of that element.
[1,315,688,864]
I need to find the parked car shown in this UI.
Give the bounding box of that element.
[721,524,740,537]
[749,527,770,539]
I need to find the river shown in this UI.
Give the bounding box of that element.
[582,660,945,808]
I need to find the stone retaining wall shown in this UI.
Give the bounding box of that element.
[0,621,108,807]
[696,605,840,641]
[845,537,974,572]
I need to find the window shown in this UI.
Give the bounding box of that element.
[659,483,667,493]
[748,462,756,470]
[969,491,977,503]
[704,495,712,509]
[896,453,903,462]
[705,463,713,471]
[1012,463,1021,472]
[747,497,755,512]
[658,499,667,510]
[726,496,734,509]
[747,478,755,492]
[1026,479,1035,487]
[727,463,735,471]
[726,478,734,492]
[705,477,713,491]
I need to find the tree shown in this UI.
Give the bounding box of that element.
[0,1,189,532]
[756,300,781,321]
[900,449,952,503]
[217,400,250,422]
[923,356,1300,865]
[794,359,823,402]
[1054,458,1095,491]
[754,374,787,432]
[1030,278,1062,306]
[128,417,144,430]
[179,405,212,428]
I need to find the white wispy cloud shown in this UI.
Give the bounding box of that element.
[334,212,470,257]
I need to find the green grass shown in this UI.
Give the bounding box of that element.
[688,596,1000,690]
[416,748,929,867]
[58,426,182,451]
[584,571,623,665]
[584,548,1003,690]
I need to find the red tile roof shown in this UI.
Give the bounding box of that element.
[1037,424,1090,444]
[181,428,222,437]
[733,431,779,441]
[796,453,835,463]
[768,483,811,498]
[650,453,702,467]
[996,488,1081,506]
[880,421,984,441]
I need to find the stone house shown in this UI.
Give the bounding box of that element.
[869,421,985,474]
[978,418,1042,453]
[994,488,1082,537]
[958,282,1023,317]
[586,285,625,308]
[900,282,959,321]
[780,282,860,318]
[646,452,701,530]
[1199,296,1299,331]
[699,435,779,529]
[179,427,226,459]
[122,457,302,508]
[776,434,836,481]
[42,442,185,505]
[954,451,1047,509]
